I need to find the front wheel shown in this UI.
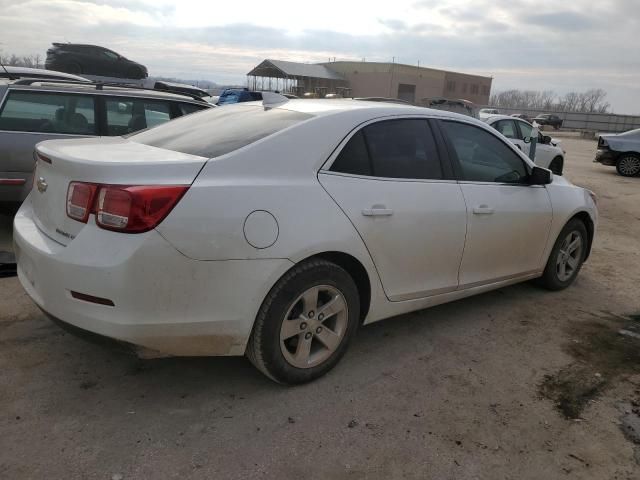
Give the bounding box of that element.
[537,219,588,291]
[616,155,640,177]
[247,259,360,384]
[549,156,564,175]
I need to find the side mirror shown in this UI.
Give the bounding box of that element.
[542,135,552,144]
[530,166,552,185]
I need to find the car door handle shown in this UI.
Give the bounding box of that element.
[473,205,495,215]
[362,206,394,216]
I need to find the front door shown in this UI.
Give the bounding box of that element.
[319,118,467,301]
[438,119,553,287]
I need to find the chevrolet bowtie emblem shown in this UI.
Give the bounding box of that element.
[36,177,48,193]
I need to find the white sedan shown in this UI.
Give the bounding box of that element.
[14,97,598,384]
[485,115,566,175]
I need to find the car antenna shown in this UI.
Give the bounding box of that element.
[0,59,16,80]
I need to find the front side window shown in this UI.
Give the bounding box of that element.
[331,119,443,180]
[517,121,534,141]
[0,91,96,135]
[493,120,517,139]
[441,121,528,184]
[105,98,172,135]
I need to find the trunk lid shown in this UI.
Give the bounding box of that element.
[32,137,207,246]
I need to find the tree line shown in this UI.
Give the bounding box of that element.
[489,88,610,114]
[0,53,42,69]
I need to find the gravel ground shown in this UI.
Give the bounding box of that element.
[1,137,639,479]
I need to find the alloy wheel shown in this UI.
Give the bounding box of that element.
[618,156,640,176]
[556,231,583,282]
[280,285,348,369]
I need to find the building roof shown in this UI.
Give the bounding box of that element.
[247,59,346,81]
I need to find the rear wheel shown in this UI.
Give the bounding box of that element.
[616,155,640,177]
[537,219,588,290]
[247,259,360,384]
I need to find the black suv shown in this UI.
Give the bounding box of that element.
[45,43,148,79]
[533,114,563,130]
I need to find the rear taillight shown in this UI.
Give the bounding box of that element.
[67,182,98,223]
[66,183,188,233]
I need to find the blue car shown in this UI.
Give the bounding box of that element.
[217,88,263,105]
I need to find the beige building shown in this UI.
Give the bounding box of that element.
[320,61,492,105]
[247,59,492,105]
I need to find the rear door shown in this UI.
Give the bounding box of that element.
[438,119,553,287]
[0,89,97,199]
[319,117,467,301]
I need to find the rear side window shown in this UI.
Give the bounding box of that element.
[330,119,443,180]
[493,120,517,139]
[0,91,96,135]
[179,103,207,116]
[105,98,172,135]
[441,121,528,184]
[128,105,312,158]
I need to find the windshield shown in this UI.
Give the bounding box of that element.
[128,104,312,158]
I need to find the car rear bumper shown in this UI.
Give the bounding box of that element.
[14,198,293,357]
[594,149,618,166]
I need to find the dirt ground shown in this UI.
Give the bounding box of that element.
[1,137,639,479]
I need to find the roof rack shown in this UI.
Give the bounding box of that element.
[10,78,206,102]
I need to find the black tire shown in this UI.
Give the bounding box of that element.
[537,219,588,291]
[549,156,564,175]
[616,154,640,177]
[247,259,360,384]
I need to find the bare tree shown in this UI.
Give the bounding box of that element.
[491,88,610,113]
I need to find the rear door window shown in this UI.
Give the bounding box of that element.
[0,91,96,135]
[105,97,173,135]
[330,119,443,180]
[493,119,517,139]
[179,103,207,116]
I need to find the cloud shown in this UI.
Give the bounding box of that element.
[0,0,639,112]
[527,11,596,31]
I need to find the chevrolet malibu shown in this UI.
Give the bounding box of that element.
[14,97,598,384]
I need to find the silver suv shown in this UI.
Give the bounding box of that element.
[0,79,211,202]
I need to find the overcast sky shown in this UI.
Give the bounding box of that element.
[1,0,638,113]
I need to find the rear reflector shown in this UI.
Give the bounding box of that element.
[67,182,98,223]
[70,291,115,306]
[65,182,189,233]
[0,179,26,186]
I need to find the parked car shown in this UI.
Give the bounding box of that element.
[479,108,500,119]
[0,66,90,82]
[533,113,563,130]
[485,115,566,174]
[511,113,532,123]
[14,97,597,384]
[595,128,640,176]
[217,88,263,105]
[0,79,211,202]
[45,43,148,79]
[422,98,478,118]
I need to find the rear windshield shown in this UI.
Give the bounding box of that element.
[128,105,312,158]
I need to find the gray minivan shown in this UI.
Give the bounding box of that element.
[0,79,211,202]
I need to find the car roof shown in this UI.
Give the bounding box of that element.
[484,114,531,124]
[2,66,90,82]
[270,98,487,124]
[5,81,207,103]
